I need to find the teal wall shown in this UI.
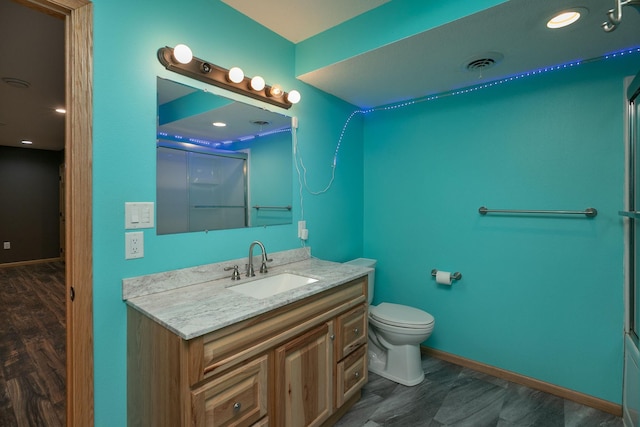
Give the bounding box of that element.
[92,1,363,425]
[232,131,293,227]
[363,54,640,404]
[91,0,639,423]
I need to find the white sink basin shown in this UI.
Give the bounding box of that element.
[229,273,319,299]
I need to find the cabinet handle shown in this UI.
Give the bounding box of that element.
[233,402,241,413]
[329,334,335,340]
[354,371,360,379]
[353,328,360,336]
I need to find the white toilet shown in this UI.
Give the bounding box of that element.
[345,258,435,386]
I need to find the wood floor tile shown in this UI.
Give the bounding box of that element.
[0,262,65,427]
[336,356,623,427]
[6,374,63,427]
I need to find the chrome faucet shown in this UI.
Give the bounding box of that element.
[246,240,272,277]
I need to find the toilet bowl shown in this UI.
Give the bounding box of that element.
[344,258,435,387]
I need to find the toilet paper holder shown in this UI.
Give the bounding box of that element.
[431,269,462,281]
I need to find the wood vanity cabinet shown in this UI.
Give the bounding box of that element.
[127,275,368,427]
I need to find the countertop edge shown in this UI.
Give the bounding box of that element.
[125,257,372,340]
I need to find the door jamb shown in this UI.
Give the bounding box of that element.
[16,0,96,425]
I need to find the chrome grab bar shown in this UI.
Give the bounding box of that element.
[619,211,640,218]
[478,206,597,218]
[252,205,292,211]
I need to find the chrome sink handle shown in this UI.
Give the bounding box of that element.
[259,255,273,273]
[224,265,241,280]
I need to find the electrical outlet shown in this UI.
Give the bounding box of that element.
[3,241,10,250]
[298,220,306,238]
[125,232,144,259]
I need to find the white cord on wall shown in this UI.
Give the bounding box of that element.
[293,109,369,246]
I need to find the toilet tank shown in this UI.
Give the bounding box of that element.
[344,258,376,304]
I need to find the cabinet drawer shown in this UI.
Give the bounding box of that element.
[192,355,268,427]
[336,345,367,408]
[197,277,367,382]
[335,305,367,360]
[251,417,268,426]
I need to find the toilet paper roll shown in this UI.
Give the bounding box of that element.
[435,270,453,285]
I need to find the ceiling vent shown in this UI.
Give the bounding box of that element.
[462,52,504,73]
[2,77,31,89]
[466,58,497,71]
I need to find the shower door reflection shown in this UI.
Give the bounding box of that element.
[157,146,248,234]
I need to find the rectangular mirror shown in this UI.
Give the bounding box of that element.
[156,77,293,235]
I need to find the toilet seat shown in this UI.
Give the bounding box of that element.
[370,302,434,329]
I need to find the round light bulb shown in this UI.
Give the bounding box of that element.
[286,90,301,104]
[173,44,193,64]
[228,67,244,84]
[269,84,284,98]
[250,76,265,91]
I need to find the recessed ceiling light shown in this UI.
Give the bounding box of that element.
[21,140,33,145]
[547,8,587,29]
[212,122,226,127]
[2,77,31,89]
[55,108,66,114]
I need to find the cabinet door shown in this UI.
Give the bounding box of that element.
[191,355,268,427]
[274,322,333,427]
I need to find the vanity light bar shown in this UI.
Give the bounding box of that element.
[157,46,297,110]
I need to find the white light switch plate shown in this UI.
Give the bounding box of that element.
[125,202,155,229]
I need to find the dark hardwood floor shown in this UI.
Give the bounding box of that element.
[0,261,65,427]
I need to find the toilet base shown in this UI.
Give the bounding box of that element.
[367,339,425,386]
[368,362,425,386]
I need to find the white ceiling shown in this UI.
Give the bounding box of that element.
[0,0,64,151]
[221,0,391,44]
[2,0,640,151]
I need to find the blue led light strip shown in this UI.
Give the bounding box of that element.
[370,45,640,111]
[157,127,292,150]
[325,45,640,173]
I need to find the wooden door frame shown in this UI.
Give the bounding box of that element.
[15,0,95,425]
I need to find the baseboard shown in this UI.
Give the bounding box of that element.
[422,346,622,417]
[0,257,63,268]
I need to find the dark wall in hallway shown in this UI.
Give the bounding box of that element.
[0,146,63,264]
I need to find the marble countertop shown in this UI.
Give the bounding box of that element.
[123,250,371,340]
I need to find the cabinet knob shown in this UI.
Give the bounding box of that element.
[233,402,241,412]
[353,328,360,336]
[329,334,335,340]
[354,371,360,379]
